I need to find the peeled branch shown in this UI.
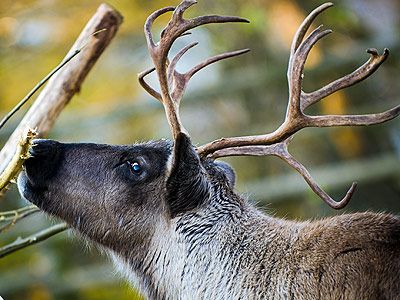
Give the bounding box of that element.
[0,128,37,192]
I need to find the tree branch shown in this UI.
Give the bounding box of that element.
[0,223,69,258]
[0,3,123,174]
[0,128,36,192]
[0,3,123,256]
[0,205,40,233]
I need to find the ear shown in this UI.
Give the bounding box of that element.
[214,160,236,188]
[166,133,210,218]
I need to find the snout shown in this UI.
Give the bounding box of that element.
[22,139,62,188]
[28,139,60,158]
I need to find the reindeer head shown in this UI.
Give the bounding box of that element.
[18,134,237,253]
[18,0,399,257]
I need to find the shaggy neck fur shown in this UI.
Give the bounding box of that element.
[111,185,400,300]
[111,183,302,299]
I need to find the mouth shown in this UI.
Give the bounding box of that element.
[17,170,46,207]
[16,139,61,204]
[17,170,28,199]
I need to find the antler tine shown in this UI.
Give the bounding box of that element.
[288,2,333,80]
[144,6,175,49]
[187,49,250,79]
[301,48,390,111]
[160,1,249,56]
[172,0,197,21]
[167,42,199,87]
[170,0,250,32]
[168,1,250,42]
[171,45,250,102]
[290,2,333,56]
[190,15,250,28]
[169,46,250,107]
[138,68,163,102]
[309,105,400,127]
[140,0,250,140]
[284,152,357,209]
[288,25,332,117]
[208,141,356,209]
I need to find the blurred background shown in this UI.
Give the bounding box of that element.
[0,0,399,299]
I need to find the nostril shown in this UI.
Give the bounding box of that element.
[24,139,61,187]
[29,139,60,158]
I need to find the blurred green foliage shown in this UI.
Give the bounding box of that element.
[0,0,399,299]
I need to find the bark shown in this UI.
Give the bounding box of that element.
[0,3,123,173]
[0,3,122,258]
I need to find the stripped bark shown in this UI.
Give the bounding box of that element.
[0,3,123,173]
[0,3,123,257]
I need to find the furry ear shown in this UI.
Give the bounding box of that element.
[166,133,210,218]
[214,161,236,188]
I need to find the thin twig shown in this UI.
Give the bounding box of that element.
[0,51,80,130]
[0,205,39,218]
[0,205,40,233]
[0,28,107,131]
[0,223,68,258]
[0,4,122,257]
[0,5,122,174]
[0,29,110,193]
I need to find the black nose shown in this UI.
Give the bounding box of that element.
[29,139,60,158]
[24,139,61,187]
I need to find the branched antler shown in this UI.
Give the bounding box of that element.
[209,138,356,209]
[196,3,399,209]
[139,0,249,139]
[139,2,399,209]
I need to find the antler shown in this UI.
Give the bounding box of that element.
[197,3,400,209]
[138,0,249,140]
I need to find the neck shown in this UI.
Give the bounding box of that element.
[111,192,297,299]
